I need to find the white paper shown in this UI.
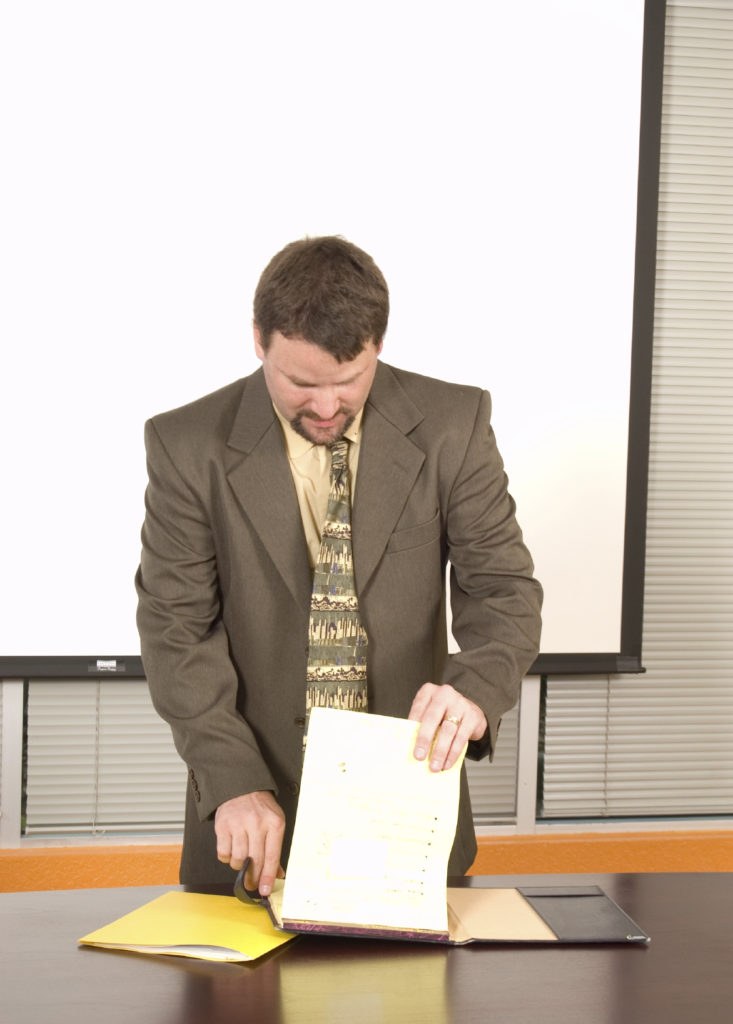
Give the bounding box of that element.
[281,708,465,934]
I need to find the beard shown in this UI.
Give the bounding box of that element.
[290,409,356,445]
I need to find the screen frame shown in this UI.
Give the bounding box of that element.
[0,0,665,681]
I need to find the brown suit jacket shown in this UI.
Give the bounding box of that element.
[136,361,542,883]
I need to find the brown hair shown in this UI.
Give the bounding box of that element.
[253,236,389,361]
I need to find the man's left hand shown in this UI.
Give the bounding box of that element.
[408,682,488,772]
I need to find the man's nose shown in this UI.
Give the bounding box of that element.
[311,389,340,419]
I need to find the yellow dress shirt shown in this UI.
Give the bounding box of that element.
[273,405,363,569]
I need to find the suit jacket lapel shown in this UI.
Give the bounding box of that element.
[353,363,425,592]
[223,362,426,606]
[225,369,312,611]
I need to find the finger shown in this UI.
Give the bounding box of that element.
[413,707,445,761]
[435,702,489,770]
[230,828,252,874]
[258,827,285,897]
[437,727,474,771]
[411,687,451,761]
[215,826,233,865]
[428,715,465,772]
[407,682,437,723]
[243,861,258,890]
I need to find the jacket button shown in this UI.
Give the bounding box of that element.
[294,716,305,727]
[288,782,300,795]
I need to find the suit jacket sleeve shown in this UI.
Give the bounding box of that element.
[135,417,277,819]
[442,390,542,759]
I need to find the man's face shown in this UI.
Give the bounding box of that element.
[254,328,382,445]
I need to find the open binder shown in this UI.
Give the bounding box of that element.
[235,872,649,945]
[234,709,650,946]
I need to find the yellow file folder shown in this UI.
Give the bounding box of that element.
[79,889,296,962]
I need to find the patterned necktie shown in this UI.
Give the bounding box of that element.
[305,440,368,733]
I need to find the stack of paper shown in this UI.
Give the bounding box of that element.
[278,707,464,938]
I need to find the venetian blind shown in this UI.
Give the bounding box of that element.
[465,703,519,821]
[25,681,185,833]
[540,0,733,819]
[23,679,518,834]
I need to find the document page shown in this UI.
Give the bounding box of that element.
[280,708,465,935]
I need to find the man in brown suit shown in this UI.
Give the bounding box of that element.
[136,237,542,894]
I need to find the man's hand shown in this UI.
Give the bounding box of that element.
[214,791,286,896]
[408,682,488,772]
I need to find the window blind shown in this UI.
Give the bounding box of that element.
[25,681,185,833]
[23,677,519,834]
[540,0,733,819]
[465,702,519,821]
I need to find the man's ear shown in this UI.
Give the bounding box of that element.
[253,323,265,361]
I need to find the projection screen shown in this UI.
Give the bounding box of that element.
[0,0,663,677]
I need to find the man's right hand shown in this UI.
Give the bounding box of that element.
[214,791,286,896]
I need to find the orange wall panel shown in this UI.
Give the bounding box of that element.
[469,831,733,875]
[0,845,181,892]
[1,831,732,892]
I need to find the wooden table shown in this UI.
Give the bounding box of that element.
[2,873,732,1024]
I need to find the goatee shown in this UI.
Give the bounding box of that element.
[290,411,355,445]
